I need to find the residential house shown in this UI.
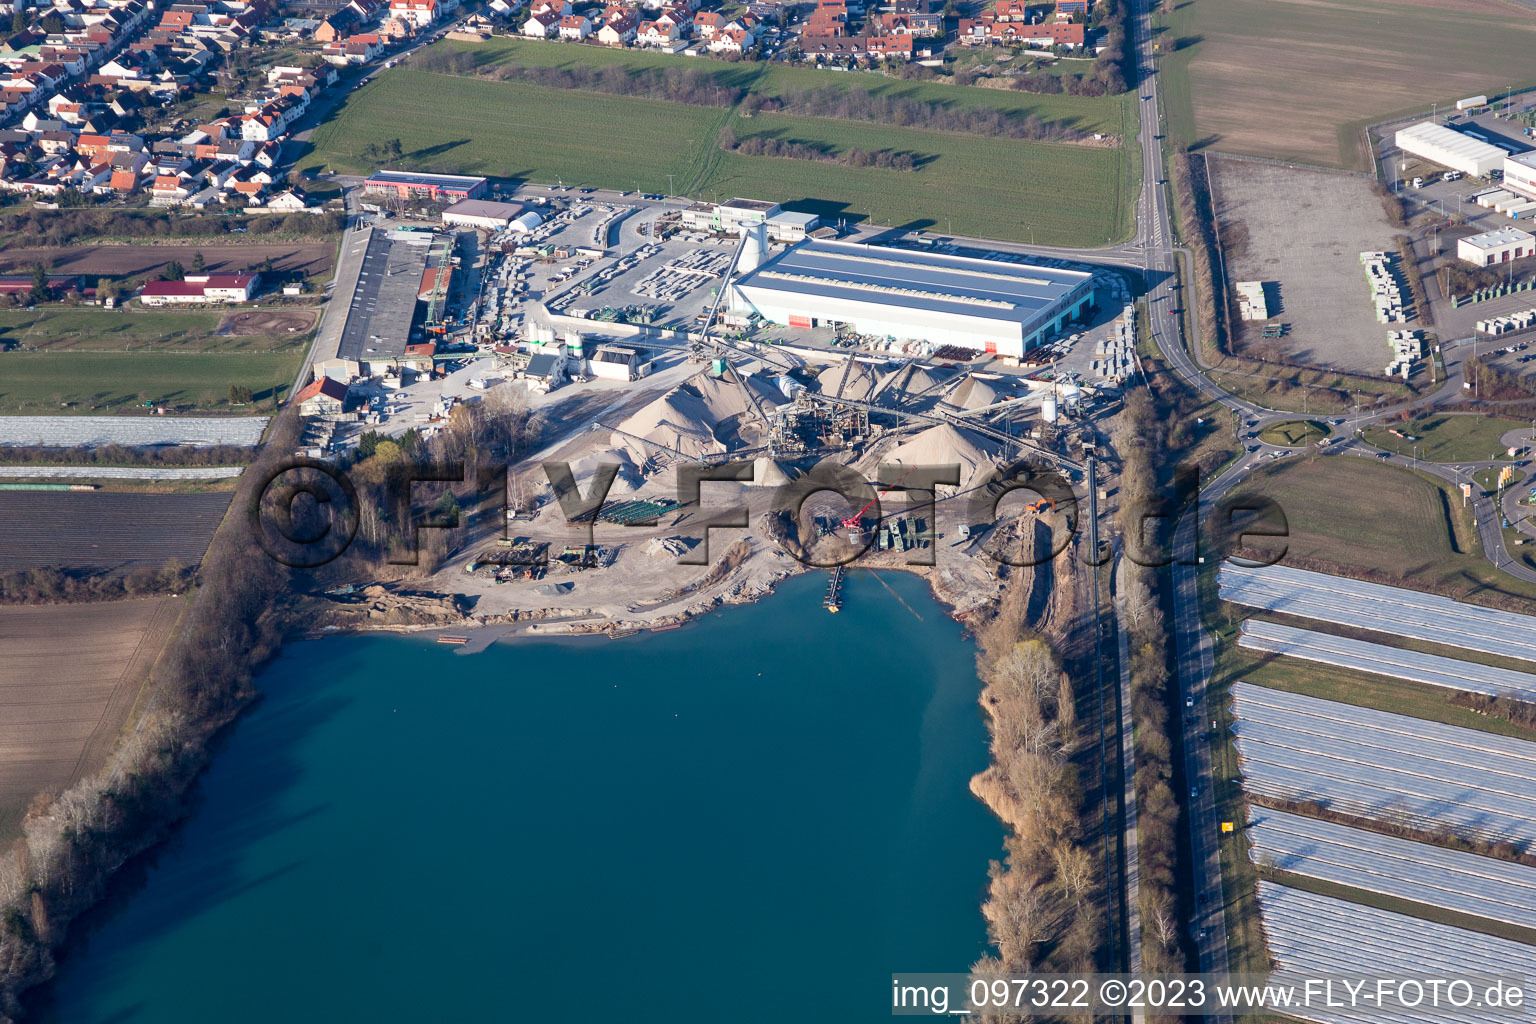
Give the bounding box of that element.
[557,13,590,37]
[387,0,437,26]
[708,25,752,51]
[521,11,557,36]
[636,17,679,44]
[597,7,636,44]
[691,9,723,37]
[864,32,911,58]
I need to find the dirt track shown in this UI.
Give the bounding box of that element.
[218,310,318,336]
[0,243,335,282]
[0,596,179,839]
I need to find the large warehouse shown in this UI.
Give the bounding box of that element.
[1394,122,1504,178]
[730,238,1094,357]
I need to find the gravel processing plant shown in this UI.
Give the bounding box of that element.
[1230,683,1536,846]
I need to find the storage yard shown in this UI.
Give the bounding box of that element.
[1249,809,1536,932]
[1209,160,1399,374]
[1219,563,1536,662]
[1239,619,1536,700]
[1256,883,1536,1024]
[1231,683,1536,846]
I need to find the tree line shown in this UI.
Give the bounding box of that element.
[967,538,1103,988]
[741,86,1087,143]
[0,564,195,605]
[0,444,255,468]
[719,126,919,172]
[481,59,746,108]
[0,209,345,249]
[1114,390,1188,974]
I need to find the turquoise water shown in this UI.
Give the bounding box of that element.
[34,571,1001,1023]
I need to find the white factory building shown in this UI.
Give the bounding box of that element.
[1395,121,1505,178]
[1458,226,1535,266]
[441,198,528,230]
[730,232,1094,357]
[1503,152,1536,201]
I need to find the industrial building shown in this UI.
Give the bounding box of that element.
[1458,226,1534,266]
[730,235,1094,357]
[441,198,527,230]
[680,199,821,241]
[1395,122,1504,178]
[363,170,488,202]
[1503,152,1536,202]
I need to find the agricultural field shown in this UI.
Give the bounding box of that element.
[0,243,336,285]
[0,350,300,413]
[302,62,1135,244]
[1219,455,1536,604]
[0,490,233,575]
[437,37,1131,135]
[0,307,311,413]
[0,596,180,839]
[1158,0,1536,167]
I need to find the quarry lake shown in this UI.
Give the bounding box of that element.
[32,571,1002,1023]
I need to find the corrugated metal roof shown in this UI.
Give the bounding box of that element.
[733,239,1090,326]
[1395,121,1505,167]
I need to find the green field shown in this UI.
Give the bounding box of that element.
[432,37,1129,135]
[1221,456,1536,604]
[1362,414,1529,464]
[0,350,300,413]
[302,51,1137,245]
[305,71,726,191]
[0,308,306,353]
[1156,0,1536,168]
[0,308,309,413]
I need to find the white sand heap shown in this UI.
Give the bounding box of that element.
[564,450,646,495]
[749,456,793,488]
[608,371,782,470]
[940,376,1003,413]
[876,423,1004,494]
[816,360,880,402]
[643,536,691,559]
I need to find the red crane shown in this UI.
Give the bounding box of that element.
[842,466,918,530]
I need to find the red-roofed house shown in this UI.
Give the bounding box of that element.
[865,33,913,59]
[522,10,557,35]
[139,274,260,306]
[558,12,591,37]
[388,0,438,26]
[691,9,724,37]
[597,8,637,44]
[294,375,350,416]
